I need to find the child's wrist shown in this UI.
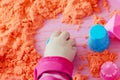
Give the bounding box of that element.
[34,56,74,80]
[44,54,74,62]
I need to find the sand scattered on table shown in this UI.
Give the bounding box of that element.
[87,50,118,78]
[0,0,110,79]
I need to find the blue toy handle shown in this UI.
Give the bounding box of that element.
[46,38,50,45]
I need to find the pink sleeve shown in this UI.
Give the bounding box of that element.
[40,75,61,80]
[39,72,69,80]
[34,57,74,80]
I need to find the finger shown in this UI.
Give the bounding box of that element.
[59,31,70,40]
[68,38,76,46]
[72,47,77,53]
[50,31,61,39]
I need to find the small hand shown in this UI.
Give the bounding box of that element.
[44,31,77,62]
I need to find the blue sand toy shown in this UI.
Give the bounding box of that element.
[46,38,50,45]
[88,24,110,52]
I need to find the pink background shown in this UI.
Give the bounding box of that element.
[35,0,120,79]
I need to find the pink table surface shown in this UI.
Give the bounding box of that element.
[35,0,120,79]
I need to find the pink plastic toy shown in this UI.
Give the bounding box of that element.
[105,14,120,40]
[100,61,120,80]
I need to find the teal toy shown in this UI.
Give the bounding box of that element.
[88,24,110,52]
[46,38,50,45]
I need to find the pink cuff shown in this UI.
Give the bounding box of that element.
[40,76,61,80]
[34,57,74,80]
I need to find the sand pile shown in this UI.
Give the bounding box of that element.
[0,0,109,79]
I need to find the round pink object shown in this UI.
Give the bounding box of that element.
[100,62,120,80]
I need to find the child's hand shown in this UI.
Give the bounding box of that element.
[44,31,77,62]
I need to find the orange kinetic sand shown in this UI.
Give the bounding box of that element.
[87,50,118,78]
[73,73,88,80]
[0,0,67,79]
[102,0,110,11]
[0,0,110,79]
[78,66,84,71]
[62,0,110,24]
[109,10,120,18]
[93,15,106,25]
[62,0,97,24]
